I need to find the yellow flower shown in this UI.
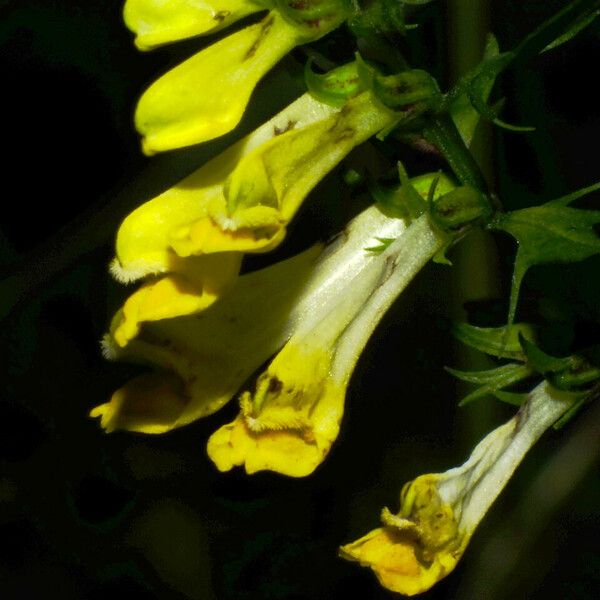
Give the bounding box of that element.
[340,381,573,596]
[207,187,452,477]
[133,1,351,153]
[109,87,399,343]
[118,90,397,271]
[169,90,399,257]
[93,175,452,448]
[93,243,323,433]
[136,11,300,153]
[110,92,336,284]
[124,0,263,50]
[207,343,343,477]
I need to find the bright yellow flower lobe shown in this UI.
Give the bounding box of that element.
[135,12,305,153]
[340,477,465,597]
[207,344,344,477]
[124,0,263,50]
[89,373,188,434]
[111,252,242,348]
[114,93,336,285]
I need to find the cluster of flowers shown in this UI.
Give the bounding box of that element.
[92,1,574,594]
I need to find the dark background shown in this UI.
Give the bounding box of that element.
[1,1,599,599]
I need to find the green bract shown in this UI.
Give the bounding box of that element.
[490,182,600,325]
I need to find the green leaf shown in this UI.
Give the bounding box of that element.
[490,181,600,325]
[543,9,600,51]
[514,0,600,61]
[450,34,500,146]
[466,52,515,124]
[447,363,534,407]
[446,363,533,406]
[373,170,456,221]
[452,322,536,360]
[447,362,531,385]
[447,0,600,132]
[520,336,574,374]
[551,364,600,391]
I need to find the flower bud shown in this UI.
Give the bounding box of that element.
[429,185,492,232]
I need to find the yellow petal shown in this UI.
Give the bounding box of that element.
[170,212,286,257]
[341,476,466,596]
[90,373,188,434]
[135,12,303,153]
[124,0,263,50]
[207,342,346,477]
[111,186,217,284]
[112,252,242,348]
[340,527,464,597]
[94,245,322,433]
[225,91,397,224]
[207,411,331,478]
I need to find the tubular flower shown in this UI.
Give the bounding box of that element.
[109,87,398,343]
[340,381,573,596]
[207,184,454,477]
[132,0,351,153]
[111,92,336,284]
[92,174,453,449]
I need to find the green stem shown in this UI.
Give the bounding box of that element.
[424,114,489,195]
[446,0,501,445]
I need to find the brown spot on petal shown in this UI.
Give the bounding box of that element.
[244,16,274,61]
[274,120,297,136]
[213,10,230,22]
[268,376,284,394]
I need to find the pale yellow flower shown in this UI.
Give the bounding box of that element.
[340,381,573,595]
[92,244,323,433]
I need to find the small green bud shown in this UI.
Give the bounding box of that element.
[305,61,362,107]
[429,186,492,232]
[372,69,442,114]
